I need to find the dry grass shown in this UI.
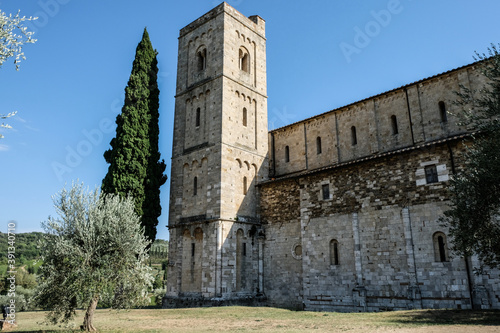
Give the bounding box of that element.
[6,307,500,333]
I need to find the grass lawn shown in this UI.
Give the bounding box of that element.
[6,307,500,332]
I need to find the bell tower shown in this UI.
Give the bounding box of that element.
[165,3,268,306]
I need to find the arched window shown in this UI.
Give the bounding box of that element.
[243,176,247,195]
[391,115,398,135]
[197,47,207,71]
[433,232,449,262]
[285,146,290,163]
[316,136,322,154]
[351,126,357,146]
[193,176,198,196]
[195,107,201,127]
[330,239,339,265]
[439,101,447,123]
[242,107,247,127]
[239,47,250,73]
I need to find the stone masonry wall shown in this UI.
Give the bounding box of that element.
[269,64,488,178]
[260,141,500,311]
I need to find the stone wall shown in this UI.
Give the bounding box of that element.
[260,140,500,311]
[269,63,488,178]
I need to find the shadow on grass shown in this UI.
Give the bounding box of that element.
[389,310,500,326]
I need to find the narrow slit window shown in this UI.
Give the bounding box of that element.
[243,243,247,257]
[439,101,447,123]
[191,243,195,257]
[351,126,357,146]
[316,136,322,154]
[433,232,449,262]
[243,176,248,195]
[391,115,398,135]
[285,146,290,163]
[242,107,247,127]
[330,240,339,265]
[195,108,201,127]
[193,176,198,196]
[425,165,438,184]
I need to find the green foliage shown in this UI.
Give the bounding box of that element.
[34,183,153,330]
[102,28,167,243]
[150,239,168,261]
[0,231,43,263]
[443,44,500,269]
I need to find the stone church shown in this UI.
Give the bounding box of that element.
[164,2,500,311]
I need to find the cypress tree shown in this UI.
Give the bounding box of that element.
[102,28,167,242]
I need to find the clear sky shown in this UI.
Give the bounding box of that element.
[1,0,499,240]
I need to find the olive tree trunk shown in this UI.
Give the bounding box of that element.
[82,296,99,332]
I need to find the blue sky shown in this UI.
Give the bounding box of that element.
[1,0,499,240]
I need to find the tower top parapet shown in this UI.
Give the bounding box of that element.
[179,2,265,38]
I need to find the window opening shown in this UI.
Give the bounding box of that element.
[195,108,201,127]
[425,165,438,184]
[316,137,322,154]
[330,240,339,265]
[243,107,247,127]
[239,48,250,73]
[197,48,206,71]
[439,101,447,123]
[391,115,398,135]
[351,126,357,146]
[322,184,330,200]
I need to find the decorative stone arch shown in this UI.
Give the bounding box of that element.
[235,158,242,168]
[251,163,258,176]
[244,161,250,170]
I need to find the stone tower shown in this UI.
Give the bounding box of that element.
[165,3,268,306]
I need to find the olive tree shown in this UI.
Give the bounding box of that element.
[0,9,37,138]
[34,183,153,332]
[0,9,37,70]
[443,44,500,269]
